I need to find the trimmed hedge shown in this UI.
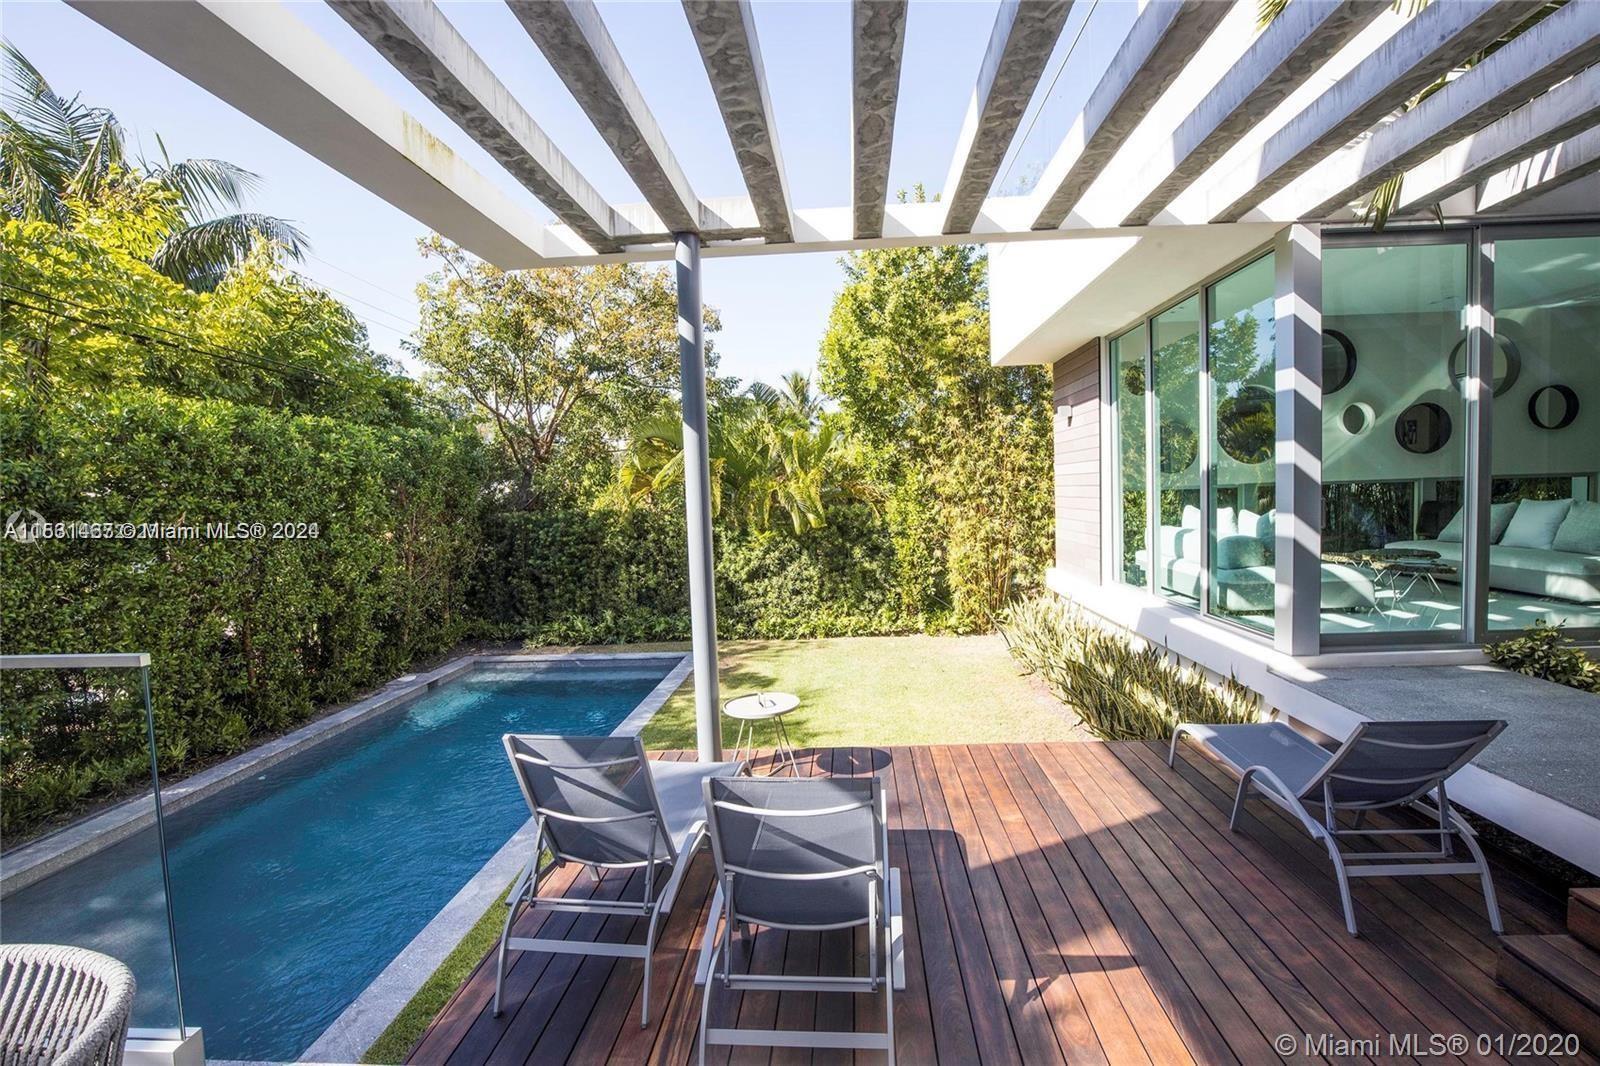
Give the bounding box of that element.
[0,391,486,834]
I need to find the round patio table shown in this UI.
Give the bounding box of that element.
[723,691,801,776]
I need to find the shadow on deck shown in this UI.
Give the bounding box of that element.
[407,742,1578,1065]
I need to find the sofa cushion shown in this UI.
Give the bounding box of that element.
[1500,498,1573,549]
[1490,545,1600,576]
[1215,534,1267,570]
[1435,501,1519,544]
[1182,504,1201,531]
[1237,508,1262,539]
[1553,499,1600,555]
[1158,525,1201,561]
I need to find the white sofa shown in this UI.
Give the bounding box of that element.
[1135,506,1376,615]
[1386,497,1600,604]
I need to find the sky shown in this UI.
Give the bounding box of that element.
[4,0,1139,387]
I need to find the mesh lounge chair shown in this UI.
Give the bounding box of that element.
[496,734,744,1025]
[693,775,905,1064]
[1170,718,1507,936]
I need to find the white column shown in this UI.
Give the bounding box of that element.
[1274,223,1323,655]
[675,232,722,760]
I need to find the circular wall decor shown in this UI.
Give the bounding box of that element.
[1340,402,1374,435]
[1322,330,1357,395]
[1158,416,1198,475]
[1216,384,1275,465]
[1528,384,1579,430]
[1447,333,1522,397]
[1395,401,1452,454]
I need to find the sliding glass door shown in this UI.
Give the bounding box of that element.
[1320,238,1469,637]
[1151,296,1202,607]
[1207,256,1276,634]
[1483,233,1600,632]
[1109,326,1149,587]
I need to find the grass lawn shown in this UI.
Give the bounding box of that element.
[640,633,1089,750]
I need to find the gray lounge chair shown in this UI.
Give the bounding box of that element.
[1169,718,1507,936]
[693,775,904,1064]
[495,734,744,1025]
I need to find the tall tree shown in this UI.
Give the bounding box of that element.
[0,43,308,290]
[820,236,1052,629]
[412,235,717,506]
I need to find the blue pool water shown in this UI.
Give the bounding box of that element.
[0,658,676,1061]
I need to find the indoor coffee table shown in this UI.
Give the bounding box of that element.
[1323,547,1455,608]
[723,691,802,776]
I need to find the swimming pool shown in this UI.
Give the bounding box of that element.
[0,655,682,1061]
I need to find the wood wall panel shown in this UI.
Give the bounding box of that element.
[1052,339,1101,582]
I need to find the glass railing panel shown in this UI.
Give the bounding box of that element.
[0,655,186,1038]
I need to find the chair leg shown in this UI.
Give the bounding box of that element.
[492,893,522,1017]
[883,909,896,1065]
[1455,824,1504,934]
[1323,839,1359,936]
[642,903,663,1027]
[697,939,723,1066]
[1228,774,1253,831]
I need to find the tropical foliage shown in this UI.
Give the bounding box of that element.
[1,43,307,289]
[1485,621,1600,693]
[821,230,1053,629]
[1004,595,1262,741]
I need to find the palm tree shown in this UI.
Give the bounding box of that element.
[1,43,308,289]
[616,388,872,534]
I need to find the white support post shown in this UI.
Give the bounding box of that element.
[1274,223,1322,656]
[675,232,722,760]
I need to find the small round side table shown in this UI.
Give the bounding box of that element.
[723,692,801,776]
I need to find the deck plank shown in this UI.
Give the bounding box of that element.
[406,742,1575,1066]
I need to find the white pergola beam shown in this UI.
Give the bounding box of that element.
[1030,0,1231,231]
[1120,0,1387,227]
[1478,125,1600,212]
[682,1,793,243]
[329,0,641,253]
[1281,1,1600,219]
[68,0,554,267]
[1397,63,1600,212]
[508,0,710,235]
[851,0,909,240]
[941,0,1074,235]
[1208,0,1543,223]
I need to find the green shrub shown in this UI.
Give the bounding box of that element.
[1485,621,1600,693]
[0,391,486,836]
[1002,595,1261,741]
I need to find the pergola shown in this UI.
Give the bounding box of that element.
[71,0,1600,757]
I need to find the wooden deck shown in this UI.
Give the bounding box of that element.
[407,743,1583,1065]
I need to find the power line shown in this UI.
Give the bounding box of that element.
[305,253,419,307]
[288,271,419,333]
[1,283,335,385]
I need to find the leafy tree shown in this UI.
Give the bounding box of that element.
[615,382,872,536]
[411,236,718,506]
[820,233,1052,629]
[2,213,413,424]
[0,43,307,290]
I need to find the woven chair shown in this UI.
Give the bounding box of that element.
[0,944,136,1066]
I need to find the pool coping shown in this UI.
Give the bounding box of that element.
[298,650,692,1064]
[0,650,692,900]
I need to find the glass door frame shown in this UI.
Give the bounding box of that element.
[1104,242,1279,643]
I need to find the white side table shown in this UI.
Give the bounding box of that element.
[723,692,801,776]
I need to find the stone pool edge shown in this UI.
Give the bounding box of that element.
[298,651,694,1064]
[0,650,692,899]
